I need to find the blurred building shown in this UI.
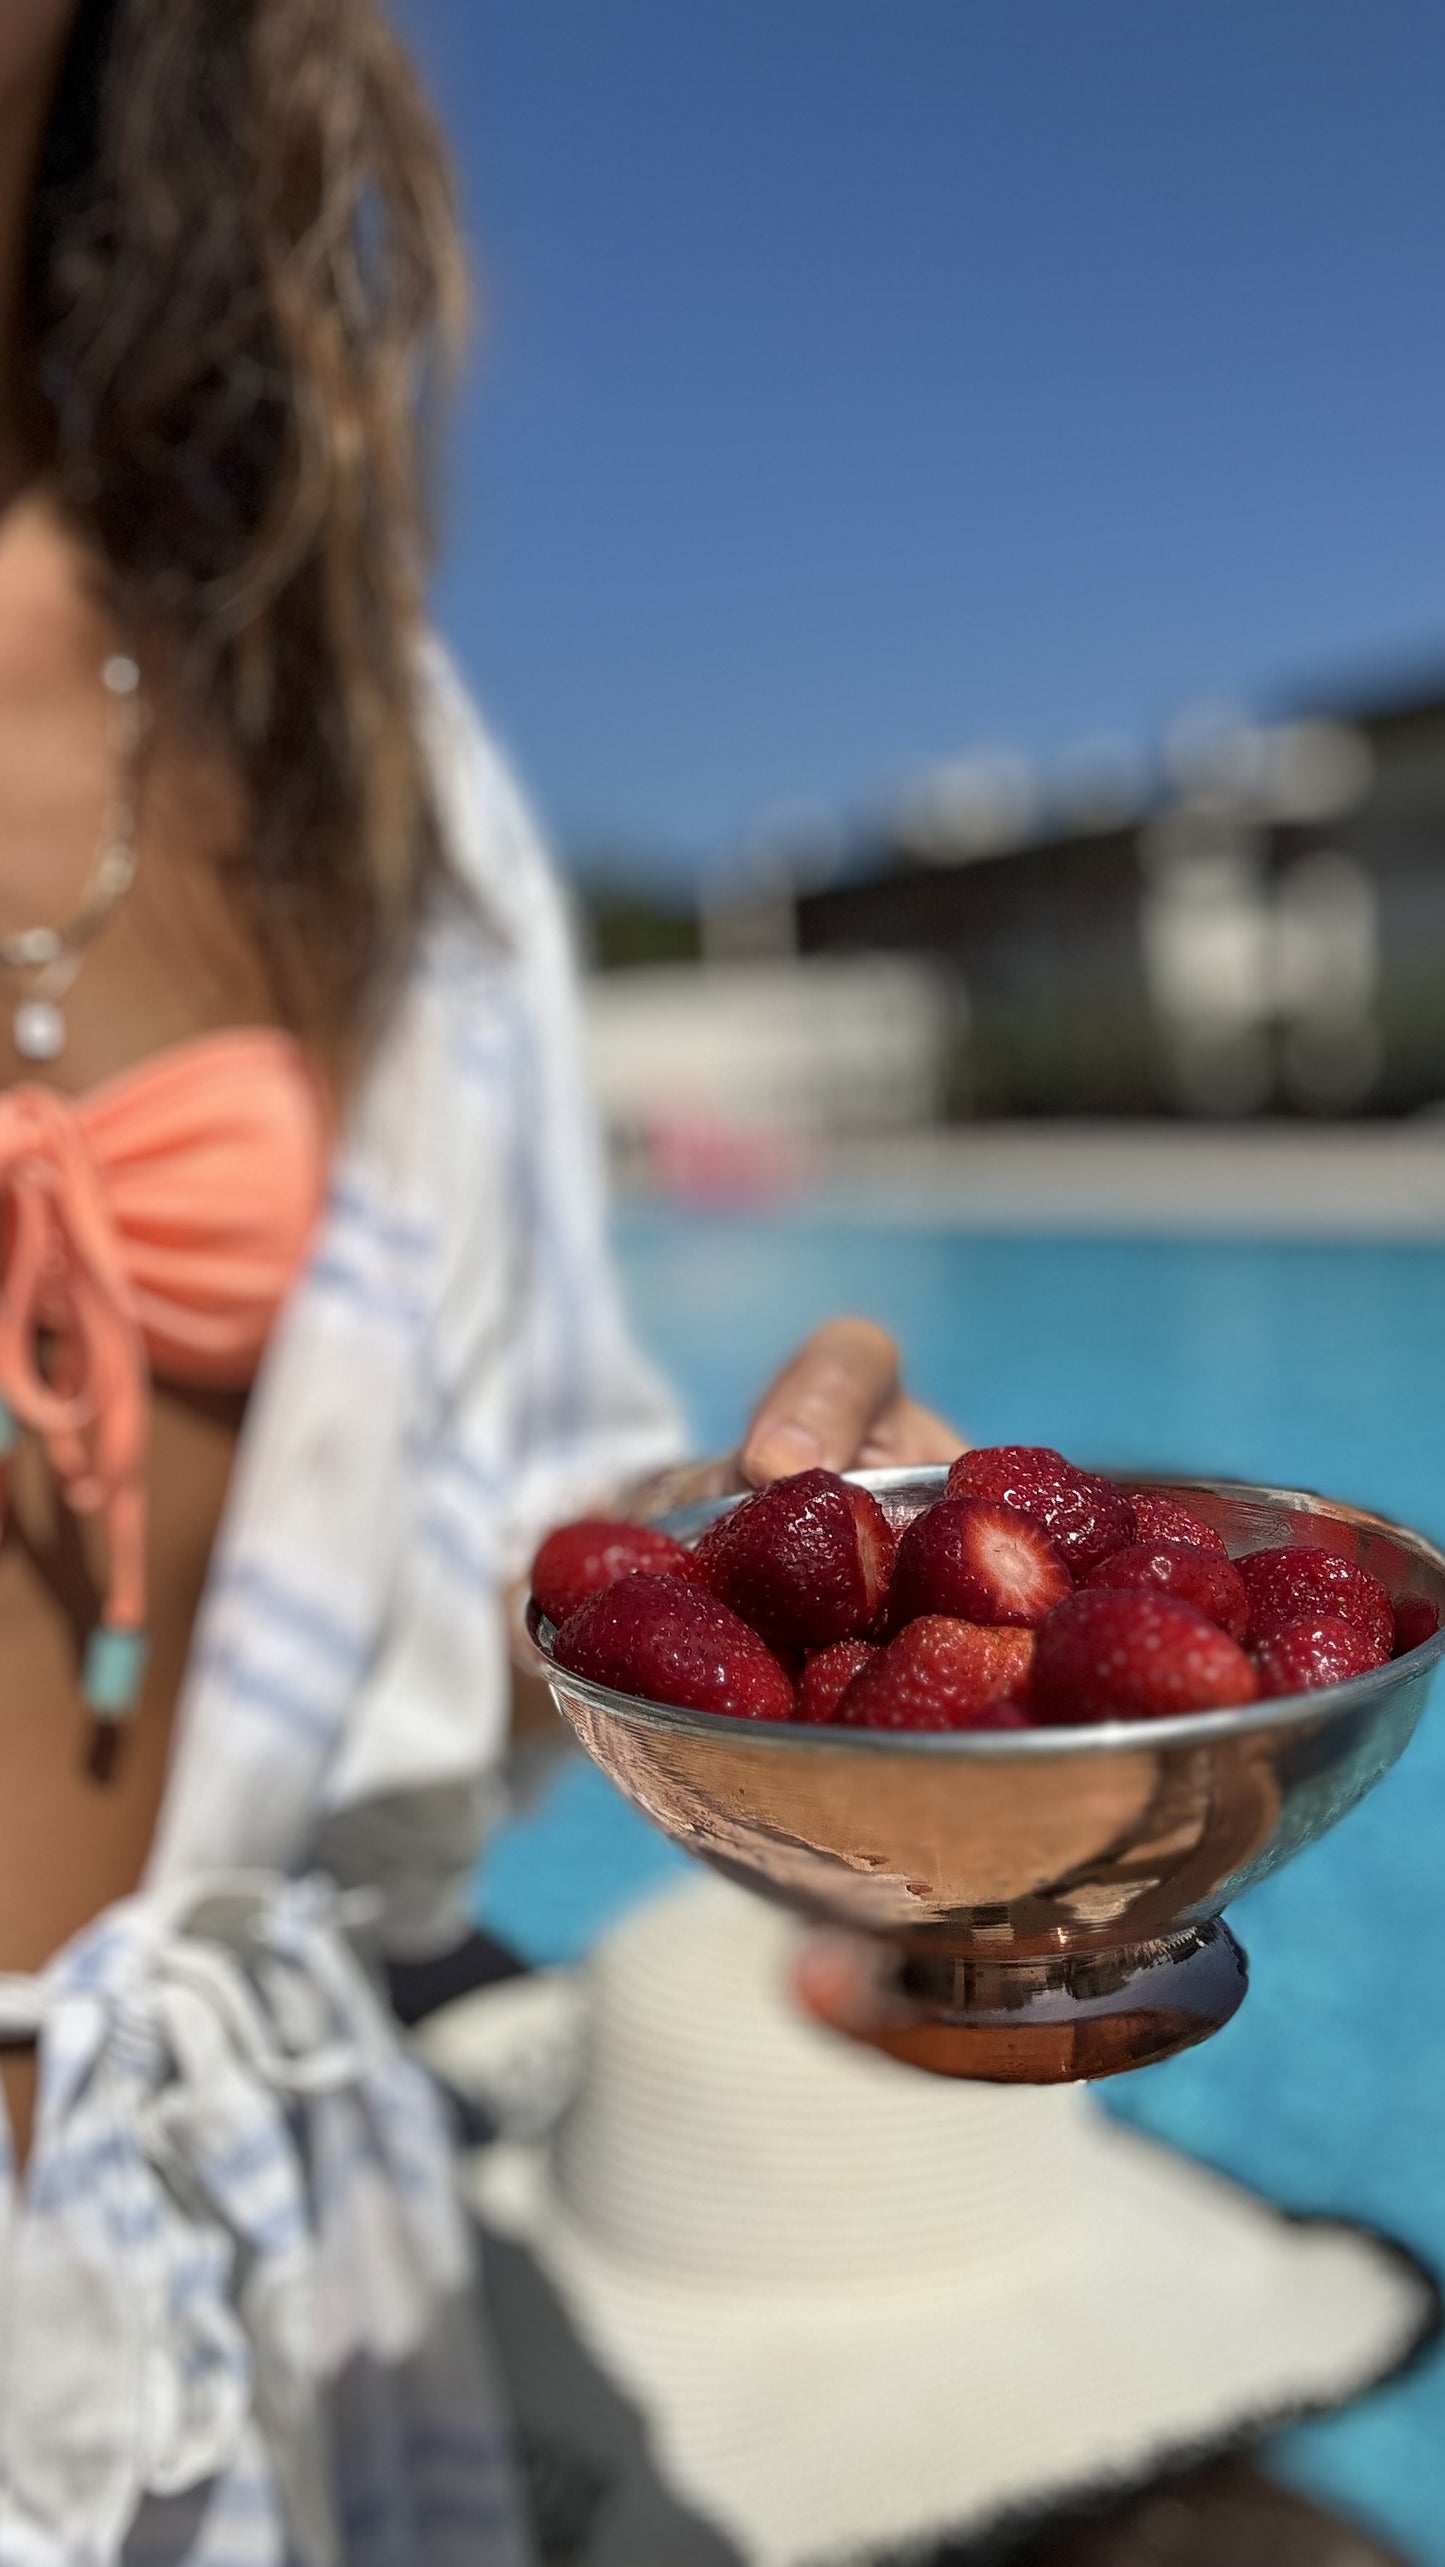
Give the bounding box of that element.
[786,683,1445,1120]
[577,676,1445,1161]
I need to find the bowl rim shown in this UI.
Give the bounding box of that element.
[529,1468,1445,1758]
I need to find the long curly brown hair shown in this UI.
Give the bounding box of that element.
[23,0,467,1050]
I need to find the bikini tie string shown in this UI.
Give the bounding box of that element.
[0,1085,149,1719]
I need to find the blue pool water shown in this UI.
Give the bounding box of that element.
[476,1210,1445,2558]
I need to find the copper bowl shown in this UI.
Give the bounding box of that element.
[530,1471,1445,2083]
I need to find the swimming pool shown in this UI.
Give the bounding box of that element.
[477,1209,1445,2559]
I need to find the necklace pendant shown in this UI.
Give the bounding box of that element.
[14,1000,66,1062]
[0,647,144,1060]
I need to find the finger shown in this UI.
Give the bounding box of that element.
[791,1930,905,2037]
[791,1932,885,2035]
[857,1392,967,1470]
[741,1317,900,1484]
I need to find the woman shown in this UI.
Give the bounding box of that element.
[0,5,958,2559]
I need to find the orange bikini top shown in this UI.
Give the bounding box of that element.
[0,1029,328,1724]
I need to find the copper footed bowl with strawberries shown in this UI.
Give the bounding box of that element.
[529,1469,1445,2085]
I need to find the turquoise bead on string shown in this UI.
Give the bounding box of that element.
[0,1403,146,1734]
[83,1626,149,1722]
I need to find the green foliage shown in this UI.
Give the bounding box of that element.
[579,886,703,971]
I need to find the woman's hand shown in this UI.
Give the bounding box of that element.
[628,1317,964,1521]
[740,1316,963,1485]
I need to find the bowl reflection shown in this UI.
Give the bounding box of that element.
[531,1472,1445,2083]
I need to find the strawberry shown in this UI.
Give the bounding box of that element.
[1236,1547,1393,1663]
[1393,1595,1441,1657]
[1031,1589,1256,1725]
[947,1446,1136,1573]
[531,1517,698,1628]
[834,1617,1034,1733]
[889,1495,1071,1630]
[1254,1615,1387,1698]
[1130,1491,1229,1557]
[797,1639,878,1724]
[551,1572,794,1721]
[1082,1540,1250,1640]
[691,1468,895,1652]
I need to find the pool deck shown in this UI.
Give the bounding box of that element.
[808,1122,1445,1235]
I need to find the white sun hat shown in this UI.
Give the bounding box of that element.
[456,1877,1432,2567]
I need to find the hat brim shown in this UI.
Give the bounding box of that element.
[468,2115,1432,2567]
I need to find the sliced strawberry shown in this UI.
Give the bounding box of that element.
[552,1572,795,1721]
[889,1496,1071,1630]
[947,1446,1136,1573]
[1083,1540,1250,1640]
[1236,1546,1393,1663]
[1393,1595,1441,1658]
[1130,1491,1229,1557]
[531,1517,698,1628]
[834,1617,1035,1733]
[1254,1615,1387,1698]
[692,1468,895,1652]
[1031,1589,1256,1725]
[796,1639,878,1724]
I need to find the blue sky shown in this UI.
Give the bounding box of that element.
[403,2,1445,882]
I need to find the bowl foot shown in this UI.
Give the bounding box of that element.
[793,1918,1248,2083]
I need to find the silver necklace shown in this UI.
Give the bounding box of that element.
[2,651,146,1063]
